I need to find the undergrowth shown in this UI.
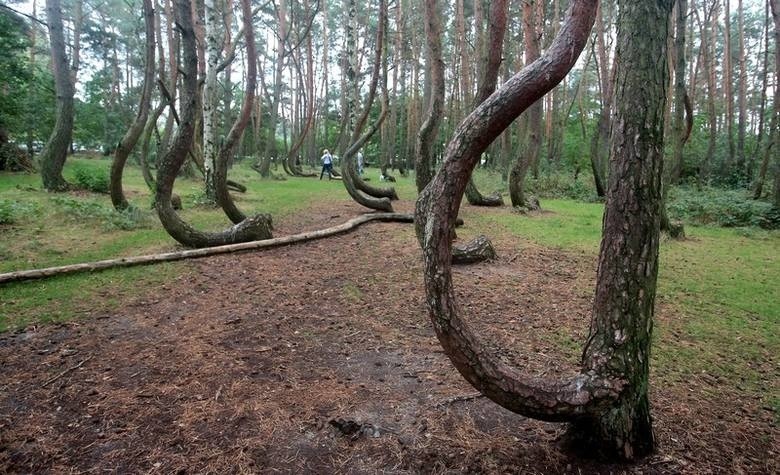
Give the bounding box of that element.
[50,196,151,230]
[668,186,774,228]
[73,165,110,194]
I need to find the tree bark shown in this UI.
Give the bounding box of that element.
[155,0,272,248]
[754,0,779,199]
[415,0,445,193]
[508,0,543,207]
[415,0,608,425]
[40,0,75,191]
[215,0,258,224]
[110,0,155,211]
[415,0,669,460]
[573,2,672,459]
[464,0,507,207]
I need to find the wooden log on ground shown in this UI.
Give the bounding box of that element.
[0,213,415,285]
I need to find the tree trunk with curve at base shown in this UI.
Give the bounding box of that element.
[415,0,669,460]
[155,0,272,248]
[40,0,75,192]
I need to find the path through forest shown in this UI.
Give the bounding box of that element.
[0,201,776,473]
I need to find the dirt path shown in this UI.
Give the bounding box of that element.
[0,201,776,474]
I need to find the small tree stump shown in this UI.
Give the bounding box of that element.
[667,221,685,239]
[452,235,497,264]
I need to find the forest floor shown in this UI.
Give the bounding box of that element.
[0,199,777,474]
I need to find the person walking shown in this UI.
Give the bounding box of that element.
[320,149,333,180]
[357,150,364,175]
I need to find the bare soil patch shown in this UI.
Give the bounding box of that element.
[0,201,776,474]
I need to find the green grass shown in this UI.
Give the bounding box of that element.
[474,198,779,403]
[0,157,418,331]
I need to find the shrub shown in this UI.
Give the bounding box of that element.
[526,173,601,202]
[50,197,151,230]
[0,199,37,225]
[73,165,110,194]
[668,187,773,227]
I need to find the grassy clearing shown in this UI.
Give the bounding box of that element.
[0,157,416,331]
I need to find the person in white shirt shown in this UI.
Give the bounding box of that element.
[320,149,333,180]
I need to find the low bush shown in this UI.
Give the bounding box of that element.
[0,199,37,225]
[668,186,773,227]
[527,173,601,202]
[50,197,151,230]
[73,165,110,194]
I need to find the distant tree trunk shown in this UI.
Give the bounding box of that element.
[110,0,155,211]
[735,0,747,177]
[669,0,688,185]
[755,0,779,199]
[660,0,688,239]
[723,0,735,174]
[464,0,507,207]
[508,0,542,208]
[215,0,258,224]
[750,1,771,182]
[259,0,289,178]
[40,0,75,191]
[415,0,445,192]
[589,2,613,198]
[698,0,719,184]
[201,0,221,201]
[156,0,272,248]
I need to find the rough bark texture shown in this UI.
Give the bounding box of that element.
[40,0,75,192]
[414,0,616,429]
[572,0,673,460]
[155,0,271,248]
[415,0,445,193]
[110,0,155,211]
[415,0,669,461]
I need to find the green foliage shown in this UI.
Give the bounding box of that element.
[668,186,773,227]
[73,164,111,193]
[0,199,37,224]
[0,10,30,134]
[527,173,601,202]
[50,196,151,230]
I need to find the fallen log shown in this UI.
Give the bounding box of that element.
[0,213,415,285]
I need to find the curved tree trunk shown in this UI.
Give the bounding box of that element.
[464,0,507,207]
[215,0,258,224]
[110,0,155,211]
[415,0,445,193]
[339,0,395,211]
[508,0,542,208]
[40,0,75,192]
[415,0,668,461]
[156,0,271,248]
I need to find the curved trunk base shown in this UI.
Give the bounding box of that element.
[465,179,504,207]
